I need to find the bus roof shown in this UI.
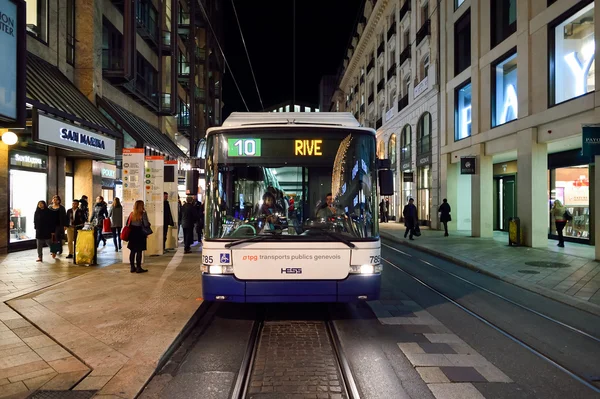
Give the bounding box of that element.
[211,112,363,131]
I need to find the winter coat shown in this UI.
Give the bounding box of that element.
[49,205,67,240]
[180,203,198,229]
[91,202,108,226]
[34,208,54,240]
[403,204,418,228]
[438,202,451,223]
[164,201,174,226]
[66,208,86,229]
[109,205,123,228]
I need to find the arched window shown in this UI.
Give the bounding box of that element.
[417,112,432,154]
[401,124,411,162]
[388,134,397,169]
[196,139,207,158]
[377,140,385,159]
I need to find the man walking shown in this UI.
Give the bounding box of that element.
[438,198,452,237]
[65,200,85,259]
[181,196,198,254]
[403,198,418,240]
[163,192,175,253]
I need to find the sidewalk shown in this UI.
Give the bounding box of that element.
[0,239,203,398]
[380,224,600,317]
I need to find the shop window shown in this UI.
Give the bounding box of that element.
[25,0,48,42]
[492,51,518,127]
[10,169,47,243]
[455,81,472,141]
[417,165,431,222]
[454,10,471,76]
[550,1,595,106]
[417,112,432,154]
[491,0,516,48]
[66,0,75,65]
[377,140,385,159]
[401,124,411,162]
[549,165,590,240]
[388,134,397,169]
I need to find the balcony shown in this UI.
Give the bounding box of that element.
[136,13,159,48]
[416,20,431,46]
[398,94,409,112]
[102,48,123,72]
[400,0,411,21]
[376,117,382,129]
[377,78,385,92]
[178,12,190,35]
[160,30,173,55]
[367,58,375,74]
[377,42,385,57]
[387,23,396,41]
[387,63,396,80]
[400,45,411,66]
[368,93,374,104]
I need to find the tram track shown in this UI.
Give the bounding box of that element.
[381,241,600,395]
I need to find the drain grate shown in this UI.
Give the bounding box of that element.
[518,270,540,274]
[28,391,97,399]
[524,261,570,268]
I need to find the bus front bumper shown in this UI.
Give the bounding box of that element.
[202,273,381,303]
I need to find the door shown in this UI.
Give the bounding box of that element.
[497,176,516,231]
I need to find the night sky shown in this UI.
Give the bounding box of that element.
[221,0,365,118]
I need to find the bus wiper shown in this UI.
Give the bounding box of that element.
[224,231,281,248]
[306,227,356,248]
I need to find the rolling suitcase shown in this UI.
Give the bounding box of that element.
[75,230,96,265]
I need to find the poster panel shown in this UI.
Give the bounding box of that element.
[122,149,145,262]
[145,156,164,255]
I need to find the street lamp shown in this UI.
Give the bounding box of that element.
[1,131,18,145]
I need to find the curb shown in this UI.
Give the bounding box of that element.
[380,231,600,318]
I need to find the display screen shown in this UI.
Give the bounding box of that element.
[225,136,344,160]
[228,138,262,157]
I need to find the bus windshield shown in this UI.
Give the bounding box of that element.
[204,128,379,241]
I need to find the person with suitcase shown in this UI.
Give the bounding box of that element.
[34,201,54,262]
[91,196,109,248]
[66,200,85,259]
[49,195,67,256]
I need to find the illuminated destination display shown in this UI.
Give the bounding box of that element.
[228,138,262,157]
[295,139,322,156]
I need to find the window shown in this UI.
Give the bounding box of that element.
[548,165,590,240]
[389,89,396,105]
[455,0,465,9]
[455,81,472,140]
[26,0,48,42]
[403,75,411,96]
[492,51,518,127]
[417,112,431,154]
[417,165,431,222]
[550,1,595,106]
[102,20,124,70]
[491,0,516,47]
[136,55,158,103]
[377,140,385,159]
[285,105,290,112]
[421,2,429,26]
[454,10,471,76]
[421,54,430,79]
[389,134,397,169]
[401,124,411,162]
[66,0,75,65]
[294,105,301,112]
[403,30,410,48]
[136,0,159,41]
[390,49,396,68]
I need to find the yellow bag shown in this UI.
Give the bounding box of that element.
[75,230,95,265]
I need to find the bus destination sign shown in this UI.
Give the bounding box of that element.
[228,138,262,157]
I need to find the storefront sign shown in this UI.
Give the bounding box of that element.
[461,156,476,175]
[0,0,24,124]
[403,172,414,182]
[100,164,117,178]
[414,76,428,99]
[35,114,116,158]
[417,153,431,166]
[9,151,47,169]
[582,125,600,157]
[401,161,411,171]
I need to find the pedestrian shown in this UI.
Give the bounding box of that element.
[379,199,388,223]
[181,196,198,254]
[163,192,175,252]
[91,196,108,248]
[178,195,183,237]
[197,200,204,243]
[109,197,123,252]
[551,200,568,247]
[403,198,418,240]
[79,195,90,222]
[65,200,85,259]
[34,200,54,262]
[49,195,67,255]
[438,198,452,237]
[125,200,150,273]
[385,198,390,222]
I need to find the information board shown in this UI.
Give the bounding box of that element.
[145,156,164,256]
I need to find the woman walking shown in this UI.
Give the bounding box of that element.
[34,201,54,262]
[126,200,150,273]
[551,200,567,247]
[109,197,123,251]
[91,196,108,248]
[438,199,452,237]
[49,195,67,255]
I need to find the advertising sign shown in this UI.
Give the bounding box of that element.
[461,157,476,175]
[164,160,179,249]
[403,172,414,183]
[582,125,600,157]
[122,148,145,261]
[145,156,164,256]
[35,113,116,158]
[0,0,24,124]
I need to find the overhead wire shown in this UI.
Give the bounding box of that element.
[198,1,250,111]
[230,0,265,112]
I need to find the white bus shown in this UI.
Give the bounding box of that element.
[200,112,393,302]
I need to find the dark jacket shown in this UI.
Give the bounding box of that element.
[438,202,451,223]
[91,202,108,226]
[49,205,68,228]
[66,208,86,229]
[181,203,198,229]
[80,199,89,222]
[164,201,174,226]
[34,207,54,239]
[403,204,418,228]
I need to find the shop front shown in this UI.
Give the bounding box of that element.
[493,160,518,232]
[99,163,117,204]
[400,159,414,223]
[416,153,432,226]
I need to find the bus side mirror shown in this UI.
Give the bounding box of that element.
[378,170,394,196]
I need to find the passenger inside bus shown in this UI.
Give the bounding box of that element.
[316,193,336,219]
[255,191,283,232]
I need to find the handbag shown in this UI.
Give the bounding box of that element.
[447,213,452,222]
[563,209,573,221]
[413,224,422,237]
[102,218,112,233]
[121,215,132,242]
[142,216,153,236]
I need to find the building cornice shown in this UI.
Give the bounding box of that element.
[340,0,389,91]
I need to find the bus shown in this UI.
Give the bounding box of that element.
[200,112,393,302]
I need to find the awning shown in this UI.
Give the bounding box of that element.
[97,96,187,159]
[25,53,121,139]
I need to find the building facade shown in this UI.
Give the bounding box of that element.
[440,0,599,258]
[332,0,441,227]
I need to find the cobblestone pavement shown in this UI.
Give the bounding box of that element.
[380,224,600,315]
[248,321,345,399]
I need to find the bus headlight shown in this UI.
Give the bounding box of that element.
[201,265,235,274]
[349,264,382,274]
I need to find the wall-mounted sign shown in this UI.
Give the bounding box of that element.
[417,153,431,166]
[461,156,476,175]
[582,125,600,157]
[403,172,414,182]
[0,0,25,125]
[385,107,394,122]
[414,76,429,99]
[34,113,116,158]
[401,161,411,171]
[9,151,47,169]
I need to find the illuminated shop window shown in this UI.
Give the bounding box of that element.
[492,51,518,127]
[551,2,595,105]
[455,81,471,141]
